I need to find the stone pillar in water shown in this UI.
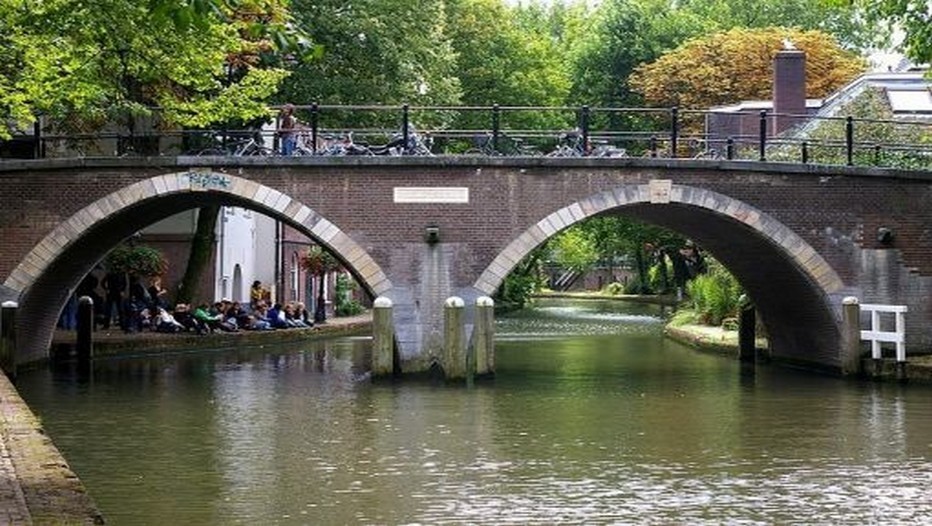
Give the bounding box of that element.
[0,301,18,377]
[443,296,465,381]
[473,296,495,377]
[840,297,862,376]
[76,296,95,366]
[738,304,756,365]
[372,297,395,378]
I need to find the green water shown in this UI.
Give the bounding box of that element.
[15,298,932,524]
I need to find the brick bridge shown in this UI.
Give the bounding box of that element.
[2,156,931,375]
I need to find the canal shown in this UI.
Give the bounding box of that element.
[15,298,932,524]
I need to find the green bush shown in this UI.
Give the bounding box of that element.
[105,244,167,277]
[334,274,364,317]
[603,282,625,296]
[685,259,743,326]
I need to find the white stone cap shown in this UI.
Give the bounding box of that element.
[373,296,393,308]
[842,296,859,305]
[1,301,18,308]
[476,296,495,307]
[445,296,465,308]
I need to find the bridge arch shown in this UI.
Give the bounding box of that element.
[3,170,392,364]
[475,183,848,370]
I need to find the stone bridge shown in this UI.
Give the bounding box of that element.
[2,156,931,375]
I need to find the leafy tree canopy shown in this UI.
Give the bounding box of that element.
[0,0,308,138]
[629,27,866,109]
[851,0,932,64]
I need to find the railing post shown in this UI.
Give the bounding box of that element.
[491,104,501,155]
[845,116,854,166]
[758,110,767,162]
[33,119,42,159]
[669,107,678,158]
[649,135,657,158]
[443,296,466,381]
[310,102,319,155]
[841,297,861,376]
[801,141,809,164]
[874,144,882,167]
[0,301,17,378]
[580,105,590,156]
[372,297,394,378]
[726,137,734,160]
[402,103,410,155]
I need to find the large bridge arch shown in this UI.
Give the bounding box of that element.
[474,183,850,370]
[3,170,392,365]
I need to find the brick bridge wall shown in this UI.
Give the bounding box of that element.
[1,157,931,374]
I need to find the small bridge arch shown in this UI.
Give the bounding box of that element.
[3,170,392,365]
[475,182,848,368]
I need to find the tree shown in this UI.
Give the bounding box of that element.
[445,0,572,131]
[629,27,866,110]
[104,244,168,278]
[282,0,461,117]
[853,0,932,64]
[0,0,304,139]
[301,245,342,323]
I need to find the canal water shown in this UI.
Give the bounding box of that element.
[15,298,932,524]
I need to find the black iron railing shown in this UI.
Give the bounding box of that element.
[2,104,930,170]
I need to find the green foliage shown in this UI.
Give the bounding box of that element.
[551,226,598,272]
[282,0,461,111]
[0,0,300,139]
[855,0,932,64]
[105,244,167,277]
[603,282,625,296]
[685,258,744,326]
[334,274,364,317]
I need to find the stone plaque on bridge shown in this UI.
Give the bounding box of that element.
[649,179,672,204]
[393,187,470,204]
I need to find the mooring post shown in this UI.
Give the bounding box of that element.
[0,301,17,377]
[841,297,862,376]
[474,296,495,377]
[443,296,466,381]
[738,303,756,365]
[372,297,394,378]
[76,296,95,366]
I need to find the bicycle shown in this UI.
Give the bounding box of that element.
[466,132,540,156]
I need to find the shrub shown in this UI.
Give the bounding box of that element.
[603,282,625,296]
[105,244,167,277]
[334,274,364,317]
[686,259,743,326]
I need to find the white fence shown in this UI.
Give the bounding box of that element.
[860,303,908,362]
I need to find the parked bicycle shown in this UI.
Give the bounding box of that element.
[546,130,627,158]
[195,133,273,156]
[466,132,540,156]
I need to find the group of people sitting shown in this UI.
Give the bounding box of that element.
[143,299,314,335]
[61,270,316,336]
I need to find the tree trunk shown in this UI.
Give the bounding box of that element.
[176,205,220,305]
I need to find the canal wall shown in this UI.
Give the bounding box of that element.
[0,372,104,524]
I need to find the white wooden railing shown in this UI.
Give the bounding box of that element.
[860,303,908,362]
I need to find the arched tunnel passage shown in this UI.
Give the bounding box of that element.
[476,184,849,372]
[6,173,391,366]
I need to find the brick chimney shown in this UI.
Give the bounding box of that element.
[772,49,806,135]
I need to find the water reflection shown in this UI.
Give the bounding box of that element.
[14,299,932,524]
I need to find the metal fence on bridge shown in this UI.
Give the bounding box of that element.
[2,104,930,170]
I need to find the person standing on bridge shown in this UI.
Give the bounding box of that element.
[279,104,298,156]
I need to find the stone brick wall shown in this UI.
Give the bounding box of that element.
[2,157,931,372]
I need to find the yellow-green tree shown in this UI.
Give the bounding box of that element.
[629,27,866,109]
